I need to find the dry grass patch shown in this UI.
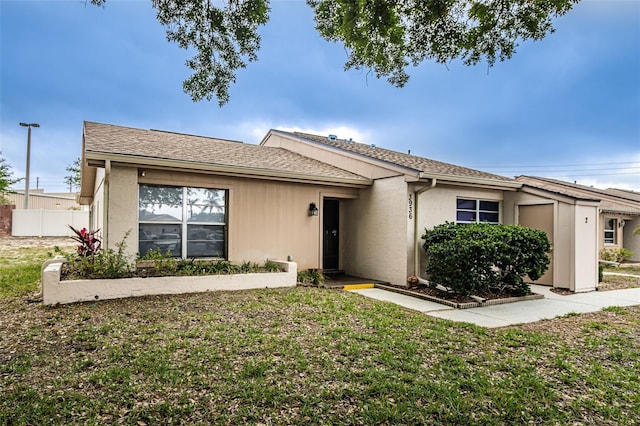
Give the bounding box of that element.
[1,288,639,425]
[1,239,639,424]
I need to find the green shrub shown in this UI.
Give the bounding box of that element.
[422,222,551,296]
[600,248,634,263]
[297,269,325,286]
[63,231,134,280]
[63,229,284,279]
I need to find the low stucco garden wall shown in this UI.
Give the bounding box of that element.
[42,260,297,305]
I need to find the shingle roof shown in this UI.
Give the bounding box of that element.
[287,131,515,183]
[517,176,640,215]
[83,122,369,183]
[606,188,640,203]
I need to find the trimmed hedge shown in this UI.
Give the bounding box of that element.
[422,222,551,296]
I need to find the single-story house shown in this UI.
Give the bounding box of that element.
[80,122,612,293]
[516,176,640,262]
[7,190,81,210]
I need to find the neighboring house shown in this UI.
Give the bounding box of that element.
[79,122,602,293]
[516,176,640,263]
[3,190,88,237]
[7,189,81,210]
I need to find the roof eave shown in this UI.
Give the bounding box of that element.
[518,176,640,209]
[418,172,521,190]
[269,130,421,176]
[520,185,601,205]
[85,151,373,188]
[600,208,640,216]
[79,128,97,205]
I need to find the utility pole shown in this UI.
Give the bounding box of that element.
[19,122,40,209]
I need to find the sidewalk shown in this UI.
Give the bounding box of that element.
[350,285,640,328]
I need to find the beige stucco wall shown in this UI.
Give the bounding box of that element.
[106,166,138,254]
[505,191,599,291]
[102,166,358,269]
[573,204,598,292]
[599,213,635,253]
[416,184,506,278]
[418,184,504,230]
[623,217,640,261]
[92,168,105,234]
[342,175,409,285]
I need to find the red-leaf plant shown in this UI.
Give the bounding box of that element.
[68,225,102,257]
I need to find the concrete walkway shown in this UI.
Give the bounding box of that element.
[350,285,640,328]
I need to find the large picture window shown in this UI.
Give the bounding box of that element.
[138,185,227,258]
[456,199,500,224]
[604,218,617,245]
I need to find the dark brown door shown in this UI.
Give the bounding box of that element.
[323,199,339,271]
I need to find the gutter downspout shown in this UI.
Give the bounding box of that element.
[104,160,111,250]
[413,178,437,281]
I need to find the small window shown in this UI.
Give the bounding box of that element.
[604,218,617,245]
[456,198,500,224]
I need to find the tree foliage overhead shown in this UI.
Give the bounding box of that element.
[309,0,578,87]
[90,0,578,105]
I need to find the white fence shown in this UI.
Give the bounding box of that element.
[12,209,89,237]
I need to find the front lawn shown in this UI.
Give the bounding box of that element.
[2,240,639,424]
[2,287,639,425]
[0,241,70,298]
[601,264,640,291]
[604,264,640,276]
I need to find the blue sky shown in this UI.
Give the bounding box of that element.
[1,0,638,193]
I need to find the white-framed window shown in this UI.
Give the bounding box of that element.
[604,218,617,245]
[138,184,227,258]
[456,199,500,224]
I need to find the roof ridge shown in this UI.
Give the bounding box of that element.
[149,128,244,144]
[84,121,244,144]
[82,122,371,184]
[286,130,514,183]
[518,176,640,207]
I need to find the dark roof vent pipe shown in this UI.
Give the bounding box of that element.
[370,144,376,148]
[328,134,337,141]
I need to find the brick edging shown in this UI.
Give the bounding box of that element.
[375,283,544,310]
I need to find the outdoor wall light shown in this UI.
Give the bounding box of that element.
[620,220,626,228]
[308,202,319,216]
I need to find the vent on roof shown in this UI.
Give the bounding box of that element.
[328,134,337,141]
[370,144,376,148]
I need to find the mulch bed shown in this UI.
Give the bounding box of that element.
[382,283,530,304]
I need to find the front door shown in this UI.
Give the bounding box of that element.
[323,199,339,271]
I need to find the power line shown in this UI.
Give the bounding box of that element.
[529,171,640,178]
[486,167,640,174]
[469,161,639,169]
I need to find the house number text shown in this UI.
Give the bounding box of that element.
[408,194,413,219]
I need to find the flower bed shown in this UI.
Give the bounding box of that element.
[41,227,297,305]
[42,259,297,306]
[377,283,544,309]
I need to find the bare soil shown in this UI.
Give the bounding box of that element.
[0,236,75,251]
